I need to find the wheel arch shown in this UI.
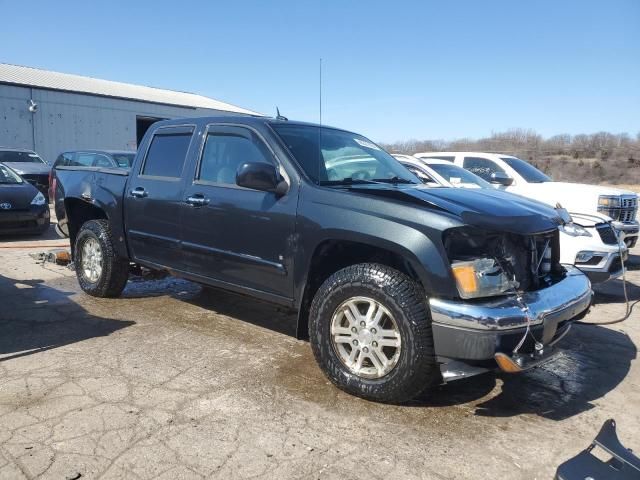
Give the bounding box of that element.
[295,236,442,340]
[64,198,108,257]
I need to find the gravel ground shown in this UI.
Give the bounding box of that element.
[0,220,638,479]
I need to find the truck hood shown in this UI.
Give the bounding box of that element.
[3,162,51,176]
[350,184,563,235]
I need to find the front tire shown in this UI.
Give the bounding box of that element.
[309,263,440,403]
[74,219,129,297]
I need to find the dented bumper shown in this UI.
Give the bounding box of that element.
[429,266,592,375]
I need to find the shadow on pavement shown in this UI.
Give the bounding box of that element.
[0,273,134,362]
[414,323,636,421]
[122,276,297,337]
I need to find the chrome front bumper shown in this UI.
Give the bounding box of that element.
[429,266,592,366]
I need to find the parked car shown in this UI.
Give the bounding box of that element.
[412,152,639,248]
[55,116,592,403]
[0,163,50,235]
[50,150,136,231]
[0,147,51,197]
[395,155,628,283]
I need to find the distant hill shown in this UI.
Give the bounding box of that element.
[382,129,640,186]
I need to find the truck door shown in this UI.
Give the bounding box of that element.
[180,125,297,303]
[124,125,195,270]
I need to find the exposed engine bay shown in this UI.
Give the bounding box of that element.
[443,226,563,295]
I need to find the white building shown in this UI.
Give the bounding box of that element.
[0,63,261,162]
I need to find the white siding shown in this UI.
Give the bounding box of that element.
[0,85,246,162]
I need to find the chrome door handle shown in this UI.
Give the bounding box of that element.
[130,187,148,198]
[185,195,209,207]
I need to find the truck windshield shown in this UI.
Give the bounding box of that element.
[0,151,46,164]
[427,163,491,188]
[500,156,551,183]
[272,124,418,185]
[0,164,23,184]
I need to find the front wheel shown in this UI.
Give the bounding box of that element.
[74,219,129,297]
[309,263,440,403]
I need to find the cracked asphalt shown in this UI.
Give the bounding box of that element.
[0,227,639,479]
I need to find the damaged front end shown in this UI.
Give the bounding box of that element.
[430,226,592,382]
[444,226,563,298]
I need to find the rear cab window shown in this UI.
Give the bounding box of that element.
[140,126,194,179]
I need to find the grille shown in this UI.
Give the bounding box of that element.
[596,223,618,245]
[598,195,638,223]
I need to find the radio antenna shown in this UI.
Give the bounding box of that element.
[318,58,323,185]
[319,58,322,127]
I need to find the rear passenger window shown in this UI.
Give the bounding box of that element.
[198,128,272,184]
[142,131,193,178]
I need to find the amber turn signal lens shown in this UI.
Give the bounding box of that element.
[451,264,478,296]
[494,353,523,373]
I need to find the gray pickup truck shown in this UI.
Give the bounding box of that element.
[53,116,592,402]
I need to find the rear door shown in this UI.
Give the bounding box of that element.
[124,124,195,270]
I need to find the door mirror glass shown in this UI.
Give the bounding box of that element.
[490,171,513,186]
[236,162,288,195]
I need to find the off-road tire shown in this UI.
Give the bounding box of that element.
[75,219,129,297]
[309,263,440,403]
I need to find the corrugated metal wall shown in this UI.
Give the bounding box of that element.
[0,85,241,162]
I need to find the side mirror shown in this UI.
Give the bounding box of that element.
[490,172,513,186]
[236,162,288,195]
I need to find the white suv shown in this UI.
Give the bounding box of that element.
[396,154,628,283]
[413,152,639,249]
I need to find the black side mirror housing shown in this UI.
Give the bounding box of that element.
[490,172,514,186]
[236,162,288,195]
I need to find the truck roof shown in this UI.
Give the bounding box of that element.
[152,115,355,136]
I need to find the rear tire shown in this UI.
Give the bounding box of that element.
[309,263,440,403]
[74,219,129,297]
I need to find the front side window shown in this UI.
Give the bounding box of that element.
[463,156,506,182]
[142,131,193,178]
[500,156,551,183]
[0,151,46,164]
[0,164,23,184]
[199,129,272,184]
[272,124,417,185]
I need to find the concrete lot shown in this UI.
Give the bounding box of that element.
[1,220,639,479]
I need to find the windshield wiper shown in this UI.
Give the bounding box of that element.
[319,177,379,186]
[371,176,416,184]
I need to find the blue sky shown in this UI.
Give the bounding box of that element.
[2,0,639,142]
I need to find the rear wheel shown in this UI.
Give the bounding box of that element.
[309,263,440,403]
[74,219,129,297]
